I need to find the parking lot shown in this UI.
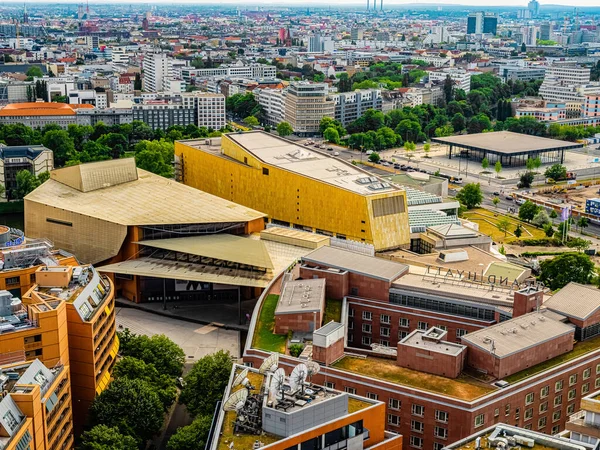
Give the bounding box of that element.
[115,307,240,360]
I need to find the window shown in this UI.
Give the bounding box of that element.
[5,276,19,285]
[348,321,354,330]
[583,368,591,380]
[525,408,533,421]
[362,324,372,334]
[399,331,408,340]
[539,402,548,413]
[437,325,448,331]
[362,311,372,321]
[400,318,409,328]
[596,378,600,389]
[524,424,532,430]
[389,398,401,410]
[435,427,448,440]
[417,321,428,331]
[553,411,561,423]
[325,381,335,389]
[568,389,576,401]
[380,340,389,347]
[515,408,520,420]
[262,168,269,175]
[596,363,600,375]
[348,308,354,318]
[474,414,485,428]
[362,336,372,346]
[525,393,534,405]
[411,420,424,433]
[555,380,563,392]
[569,374,577,386]
[388,414,400,426]
[434,443,444,450]
[435,410,448,423]
[380,327,390,337]
[554,395,562,407]
[551,425,560,435]
[456,329,467,338]
[541,386,549,398]
[583,383,590,395]
[505,404,511,416]
[494,408,499,418]
[410,436,423,449]
[567,404,575,415]
[380,314,390,324]
[2,411,18,431]
[367,392,378,400]
[348,334,354,343]
[345,387,356,394]
[538,417,547,430]
[412,404,424,417]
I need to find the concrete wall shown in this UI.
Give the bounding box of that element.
[262,393,349,437]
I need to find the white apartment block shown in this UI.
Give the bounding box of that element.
[255,88,286,126]
[143,52,171,93]
[193,93,226,130]
[67,90,108,109]
[539,82,600,104]
[111,47,132,67]
[427,68,473,93]
[180,63,276,83]
[544,64,591,85]
[163,78,186,94]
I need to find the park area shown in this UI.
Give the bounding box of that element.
[462,208,546,243]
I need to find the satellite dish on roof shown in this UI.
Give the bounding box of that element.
[259,353,279,374]
[306,361,320,380]
[289,363,308,393]
[223,388,248,412]
[232,368,249,389]
[270,368,286,400]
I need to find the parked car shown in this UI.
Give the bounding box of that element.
[327,147,333,151]
[493,191,500,196]
[333,151,340,156]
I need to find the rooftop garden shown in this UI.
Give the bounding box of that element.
[462,208,546,243]
[252,294,287,353]
[217,410,280,450]
[504,334,600,384]
[323,298,342,324]
[348,397,373,413]
[333,356,496,401]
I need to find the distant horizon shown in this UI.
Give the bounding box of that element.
[6,0,600,7]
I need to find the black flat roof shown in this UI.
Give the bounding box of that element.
[432,131,582,155]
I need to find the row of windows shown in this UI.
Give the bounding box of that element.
[389,292,495,321]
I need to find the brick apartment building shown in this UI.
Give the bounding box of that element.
[245,246,600,450]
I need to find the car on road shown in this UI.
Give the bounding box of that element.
[493,192,500,196]
[333,151,340,156]
[327,147,333,151]
[505,195,514,201]
[382,162,390,166]
[393,164,401,169]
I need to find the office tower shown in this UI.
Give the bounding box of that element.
[467,12,498,35]
[540,22,552,40]
[284,82,335,136]
[143,52,171,92]
[528,0,540,16]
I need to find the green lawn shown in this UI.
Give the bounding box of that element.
[504,334,600,384]
[252,294,287,353]
[323,299,342,324]
[462,208,546,243]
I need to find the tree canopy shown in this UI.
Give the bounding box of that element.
[456,183,483,209]
[79,425,138,450]
[134,140,175,178]
[117,329,185,377]
[539,253,596,290]
[167,415,212,450]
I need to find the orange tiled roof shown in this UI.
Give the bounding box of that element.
[0,102,93,116]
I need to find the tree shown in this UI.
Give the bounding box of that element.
[277,122,293,137]
[519,201,541,222]
[79,425,138,450]
[97,133,129,159]
[117,330,185,377]
[451,113,466,132]
[539,253,596,290]
[533,156,542,172]
[492,197,500,209]
[14,170,39,199]
[543,223,555,237]
[180,350,233,417]
[467,114,492,134]
[567,237,592,252]
[518,172,535,189]
[423,142,431,157]
[532,209,551,227]
[496,217,512,238]
[443,75,454,104]
[368,152,381,163]
[526,157,536,172]
[134,73,142,90]
[544,164,567,181]
[26,66,43,78]
[549,209,558,219]
[90,378,164,444]
[42,130,75,167]
[323,127,340,144]
[578,217,590,233]
[113,356,177,410]
[134,140,175,178]
[167,416,212,450]
[481,157,489,172]
[243,115,259,127]
[455,183,483,209]
[394,119,421,142]
[494,161,502,178]
[514,225,523,238]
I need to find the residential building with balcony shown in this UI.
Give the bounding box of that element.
[332,89,383,127]
[284,82,335,135]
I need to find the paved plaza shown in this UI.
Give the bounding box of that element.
[115,307,240,360]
